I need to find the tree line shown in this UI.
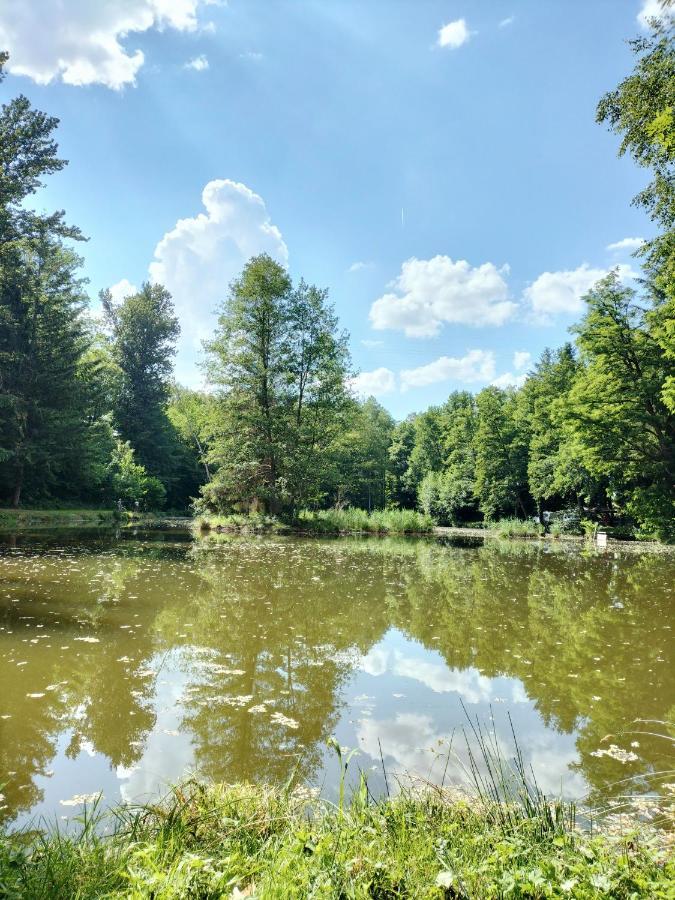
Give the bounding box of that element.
[0,22,673,537]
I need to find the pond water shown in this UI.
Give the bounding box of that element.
[0,528,673,828]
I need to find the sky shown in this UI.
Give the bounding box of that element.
[0,0,668,418]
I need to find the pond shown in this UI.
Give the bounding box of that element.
[0,528,673,829]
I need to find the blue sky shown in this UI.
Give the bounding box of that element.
[0,0,663,417]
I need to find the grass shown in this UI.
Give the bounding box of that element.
[0,508,116,531]
[194,513,290,534]
[296,507,434,534]
[195,508,434,536]
[487,517,544,539]
[0,776,671,899]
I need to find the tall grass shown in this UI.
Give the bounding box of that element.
[296,507,434,534]
[1,770,669,898]
[488,517,543,538]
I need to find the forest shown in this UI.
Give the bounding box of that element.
[0,24,674,541]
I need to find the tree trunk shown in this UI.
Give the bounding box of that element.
[11,463,23,508]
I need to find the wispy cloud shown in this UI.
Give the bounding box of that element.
[606,236,645,252]
[348,260,373,273]
[499,15,515,28]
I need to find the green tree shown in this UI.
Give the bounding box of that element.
[204,255,350,515]
[563,273,675,538]
[331,397,395,510]
[106,439,166,508]
[0,52,92,506]
[385,418,416,508]
[474,387,531,519]
[102,282,180,490]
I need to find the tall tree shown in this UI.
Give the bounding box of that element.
[204,254,350,515]
[474,387,530,519]
[102,282,180,491]
[0,54,91,505]
[563,274,675,538]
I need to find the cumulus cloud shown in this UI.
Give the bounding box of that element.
[108,278,139,304]
[149,179,288,380]
[524,262,636,321]
[369,256,515,337]
[0,0,210,89]
[184,54,209,71]
[400,350,496,391]
[491,371,528,389]
[606,236,645,252]
[638,0,674,28]
[348,260,373,273]
[437,18,471,49]
[513,351,531,372]
[348,367,396,397]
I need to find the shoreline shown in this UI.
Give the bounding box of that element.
[1,780,671,897]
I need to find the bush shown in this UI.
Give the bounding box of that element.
[106,440,166,509]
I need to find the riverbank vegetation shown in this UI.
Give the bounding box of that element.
[0,779,672,899]
[196,507,433,535]
[1,25,673,540]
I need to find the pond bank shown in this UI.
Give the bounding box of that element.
[0,508,116,530]
[1,781,671,898]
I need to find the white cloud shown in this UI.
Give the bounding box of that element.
[513,351,531,372]
[348,260,373,273]
[524,262,636,321]
[348,367,396,397]
[149,179,288,382]
[437,18,471,49]
[239,51,264,62]
[369,256,515,337]
[108,279,139,304]
[499,15,515,27]
[606,236,645,252]
[491,371,528,389]
[400,350,496,391]
[361,339,384,348]
[184,54,209,71]
[0,0,210,89]
[638,0,674,28]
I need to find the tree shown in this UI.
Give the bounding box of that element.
[474,387,530,519]
[106,439,166,509]
[519,345,600,515]
[103,282,180,488]
[438,391,479,522]
[385,418,416,508]
[597,17,675,303]
[0,53,91,506]
[203,255,350,515]
[597,16,675,416]
[0,228,91,505]
[563,273,675,538]
[331,397,394,510]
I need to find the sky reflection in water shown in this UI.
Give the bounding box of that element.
[0,530,672,827]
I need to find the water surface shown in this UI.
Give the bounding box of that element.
[0,529,672,827]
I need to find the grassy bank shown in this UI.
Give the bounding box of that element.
[0,781,671,898]
[0,508,116,531]
[195,508,434,536]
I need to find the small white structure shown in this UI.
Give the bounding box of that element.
[596,531,607,548]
